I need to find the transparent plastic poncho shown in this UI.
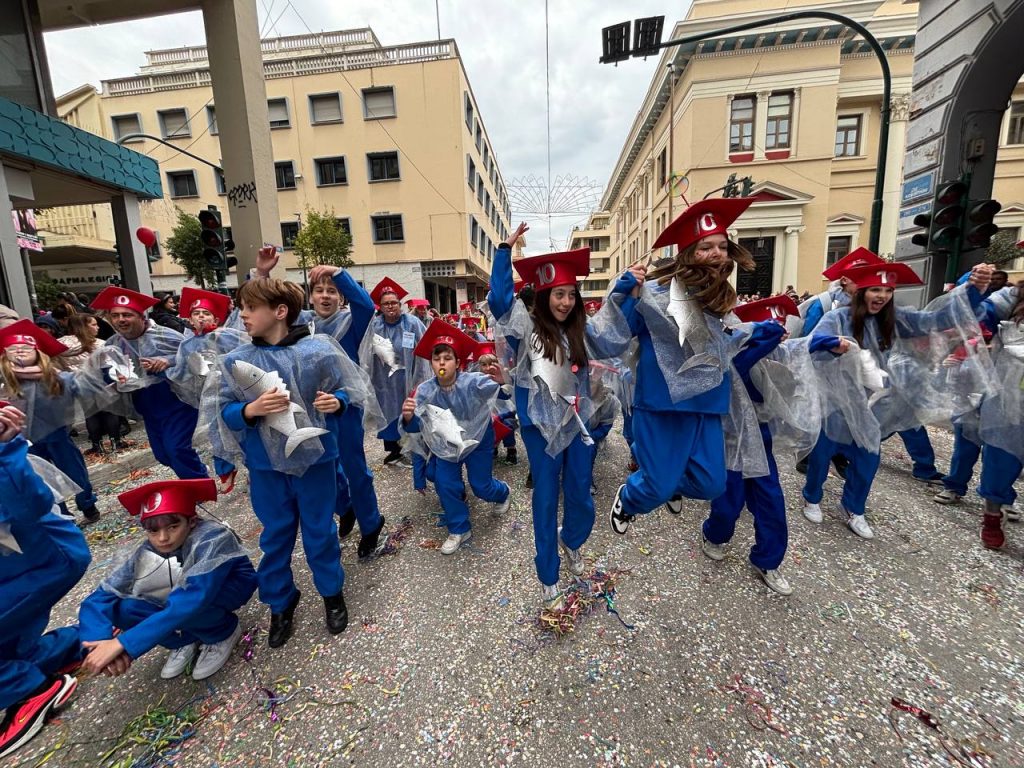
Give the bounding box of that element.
[980,320,1024,463]
[26,454,83,504]
[358,314,431,427]
[165,327,249,409]
[98,518,253,606]
[400,372,500,463]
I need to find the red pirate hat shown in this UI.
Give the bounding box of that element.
[460,316,481,328]
[0,319,68,358]
[732,294,800,324]
[473,339,497,359]
[179,287,232,326]
[443,313,459,324]
[821,247,885,281]
[406,298,431,309]
[118,478,217,521]
[652,198,754,251]
[90,286,159,315]
[369,277,408,306]
[513,248,590,291]
[841,262,923,289]
[458,301,475,311]
[584,299,603,313]
[413,319,478,361]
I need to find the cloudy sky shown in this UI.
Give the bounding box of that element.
[43,0,685,252]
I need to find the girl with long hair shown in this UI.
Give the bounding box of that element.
[608,198,784,535]
[60,313,123,454]
[802,260,994,539]
[488,223,642,608]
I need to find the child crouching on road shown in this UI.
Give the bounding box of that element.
[78,478,257,681]
[401,321,511,554]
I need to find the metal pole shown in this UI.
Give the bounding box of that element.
[638,10,891,253]
[295,212,309,308]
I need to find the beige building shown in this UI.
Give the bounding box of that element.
[39,28,512,310]
[598,0,1024,297]
[565,212,613,300]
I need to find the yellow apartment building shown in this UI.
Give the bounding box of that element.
[38,28,512,310]
[598,0,1024,297]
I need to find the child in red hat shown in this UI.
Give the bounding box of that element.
[78,478,256,681]
[401,321,511,554]
[467,339,519,465]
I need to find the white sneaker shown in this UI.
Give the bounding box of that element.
[701,536,726,561]
[665,496,683,515]
[440,531,471,555]
[160,643,197,679]
[755,566,793,596]
[933,489,962,505]
[395,455,414,469]
[802,502,823,523]
[492,491,511,515]
[557,527,585,576]
[1003,504,1022,523]
[192,623,242,681]
[608,484,633,535]
[847,513,875,539]
[541,583,563,610]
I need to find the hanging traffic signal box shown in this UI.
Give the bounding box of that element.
[911,180,968,252]
[198,206,233,270]
[961,199,1001,251]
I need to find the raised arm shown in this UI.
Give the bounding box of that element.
[487,222,528,322]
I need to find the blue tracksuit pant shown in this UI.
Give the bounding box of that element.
[378,417,401,443]
[801,431,880,516]
[943,424,982,496]
[334,407,382,535]
[213,456,236,478]
[978,444,1023,507]
[29,428,96,513]
[620,409,727,515]
[894,427,940,480]
[0,626,81,710]
[501,431,516,449]
[133,382,208,479]
[704,424,787,571]
[521,425,594,587]
[98,596,240,650]
[249,461,343,613]
[435,429,508,536]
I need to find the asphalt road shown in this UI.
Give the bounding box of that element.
[11,424,1024,768]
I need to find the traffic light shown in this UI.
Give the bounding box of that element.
[961,199,1001,251]
[740,176,754,197]
[723,173,739,198]
[198,206,233,270]
[911,180,968,252]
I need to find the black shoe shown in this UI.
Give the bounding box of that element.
[831,454,849,480]
[323,592,348,635]
[119,419,131,438]
[506,447,518,465]
[358,516,386,558]
[795,458,809,475]
[268,590,301,648]
[609,484,634,535]
[382,451,403,465]
[69,427,80,438]
[81,506,101,524]
[526,471,533,490]
[84,441,105,457]
[338,507,356,539]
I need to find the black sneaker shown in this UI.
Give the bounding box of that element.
[665,495,683,514]
[268,590,301,649]
[84,441,105,457]
[323,591,348,635]
[609,484,634,535]
[382,451,402,465]
[831,454,849,480]
[525,471,534,490]
[358,516,386,558]
[337,507,356,539]
[795,458,809,475]
[506,447,518,465]
[81,506,101,524]
[0,675,77,759]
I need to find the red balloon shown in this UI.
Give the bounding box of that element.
[135,227,157,248]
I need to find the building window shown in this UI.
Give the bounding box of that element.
[336,218,352,238]
[166,170,198,198]
[215,168,226,194]
[275,161,296,190]
[371,214,404,243]
[315,157,348,186]
[206,105,218,135]
[766,91,793,150]
[367,151,400,182]
[729,95,755,153]
[111,114,142,142]
[464,92,474,130]
[467,156,476,191]
[363,87,396,119]
[477,177,485,205]
[267,98,290,129]
[158,108,190,139]
[657,148,667,188]
[483,145,490,171]
[826,236,852,267]
[309,92,343,124]
[835,115,862,157]
[1006,101,1024,146]
[475,121,483,153]
[470,216,479,249]
[281,221,299,249]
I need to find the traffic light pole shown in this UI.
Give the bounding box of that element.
[606,10,891,253]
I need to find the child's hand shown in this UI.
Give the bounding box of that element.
[313,391,341,413]
[256,245,280,277]
[102,652,134,677]
[401,396,416,422]
[141,357,169,373]
[308,265,340,285]
[82,638,126,675]
[245,388,291,418]
[0,406,25,442]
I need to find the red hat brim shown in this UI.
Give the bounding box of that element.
[732,294,800,323]
[370,277,408,306]
[90,286,159,315]
[179,287,232,325]
[513,248,590,291]
[652,197,754,251]
[822,247,885,281]
[413,319,477,361]
[118,478,217,520]
[0,319,68,357]
[842,262,923,289]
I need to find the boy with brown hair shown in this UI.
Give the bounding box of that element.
[203,278,352,648]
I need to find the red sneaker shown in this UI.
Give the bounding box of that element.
[981,513,1005,550]
[0,675,77,759]
[217,469,237,494]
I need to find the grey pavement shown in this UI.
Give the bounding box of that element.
[12,425,1024,768]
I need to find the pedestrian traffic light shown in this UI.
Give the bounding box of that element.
[961,199,1001,251]
[911,180,968,252]
[198,206,229,270]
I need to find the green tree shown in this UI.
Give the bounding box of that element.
[32,272,60,309]
[165,207,215,288]
[985,229,1021,268]
[293,206,353,270]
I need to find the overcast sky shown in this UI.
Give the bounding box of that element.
[43,0,685,252]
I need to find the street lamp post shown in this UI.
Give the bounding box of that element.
[602,11,892,254]
[294,212,309,308]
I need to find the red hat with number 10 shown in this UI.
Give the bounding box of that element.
[652,198,754,251]
[118,478,217,522]
[513,248,591,291]
[840,262,923,289]
[0,319,68,357]
[732,295,800,324]
[822,247,885,281]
